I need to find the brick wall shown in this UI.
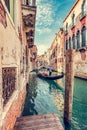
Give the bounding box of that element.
[2,87,26,130]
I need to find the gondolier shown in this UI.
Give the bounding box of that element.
[49,67,52,76]
[37,73,64,80]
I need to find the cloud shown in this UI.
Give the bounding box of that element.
[36,27,51,35]
[37,44,49,55]
[36,0,54,35]
[35,0,66,55]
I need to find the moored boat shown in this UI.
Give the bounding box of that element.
[37,73,64,80]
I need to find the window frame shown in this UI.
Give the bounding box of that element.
[76,30,80,49]
[72,34,76,49]
[81,26,86,47]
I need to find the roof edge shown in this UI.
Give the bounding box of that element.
[63,0,80,23]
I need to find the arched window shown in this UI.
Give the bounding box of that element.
[82,0,86,15]
[69,37,71,49]
[81,26,86,47]
[66,40,68,50]
[72,13,75,26]
[72,34,75,49]
[77,30,80,49]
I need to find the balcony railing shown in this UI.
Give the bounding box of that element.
[2,67,16,106]
[79,11,87,21]
[28,43,33,48]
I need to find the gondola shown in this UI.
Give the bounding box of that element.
[37,73,64,80]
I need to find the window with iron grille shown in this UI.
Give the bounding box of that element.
[2,67,16,106]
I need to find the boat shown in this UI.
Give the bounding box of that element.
[37,73,64,80]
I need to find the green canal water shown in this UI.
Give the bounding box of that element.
[22,74,87,130]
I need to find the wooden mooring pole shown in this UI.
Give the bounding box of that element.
[64,49,74,125]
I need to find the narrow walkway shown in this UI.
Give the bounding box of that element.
[14,113,64,130]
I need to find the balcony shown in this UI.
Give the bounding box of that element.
[27,38,34,48]
[28,43,33,48]
[26,30,34,37]
[79,11,87,21]
[21,0,36,8]
[23,14,35,28]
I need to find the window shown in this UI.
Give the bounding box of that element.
[2,67,16,106]
[66,40,68,50]
[72,13,75,26]
[82,0,86,15]
[77,30,80,49]
[69,37,71,49]
[72,34,75,49]
[66,23,68,32]
[5,0,10,12]
[26,0,29,5]
[29,30,34,36]
[26,0,32,5]
[29,38,33,42]
[5,0,14,21]
[81,26,86,47]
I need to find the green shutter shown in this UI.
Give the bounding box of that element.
[10,0,14,21]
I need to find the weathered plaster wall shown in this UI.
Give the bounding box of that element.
[3,87,26,130]
[64,0,87,79]
[0,1,27,130]
[74,51,87,79]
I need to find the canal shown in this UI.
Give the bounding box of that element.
[22,74,87,130]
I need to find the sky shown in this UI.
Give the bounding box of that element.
[35,0,76,55]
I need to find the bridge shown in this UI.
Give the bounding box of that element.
[14,113,64,130]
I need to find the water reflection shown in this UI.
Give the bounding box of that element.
[22,74,87,130]
[22,74,38,116]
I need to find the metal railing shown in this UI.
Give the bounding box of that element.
[2,67,16,106]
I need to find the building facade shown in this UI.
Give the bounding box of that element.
[64,0,87,79]
[0,0,36,130]
[49,28,64,73]
[21,0,37,72]
[36,53,48,68]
